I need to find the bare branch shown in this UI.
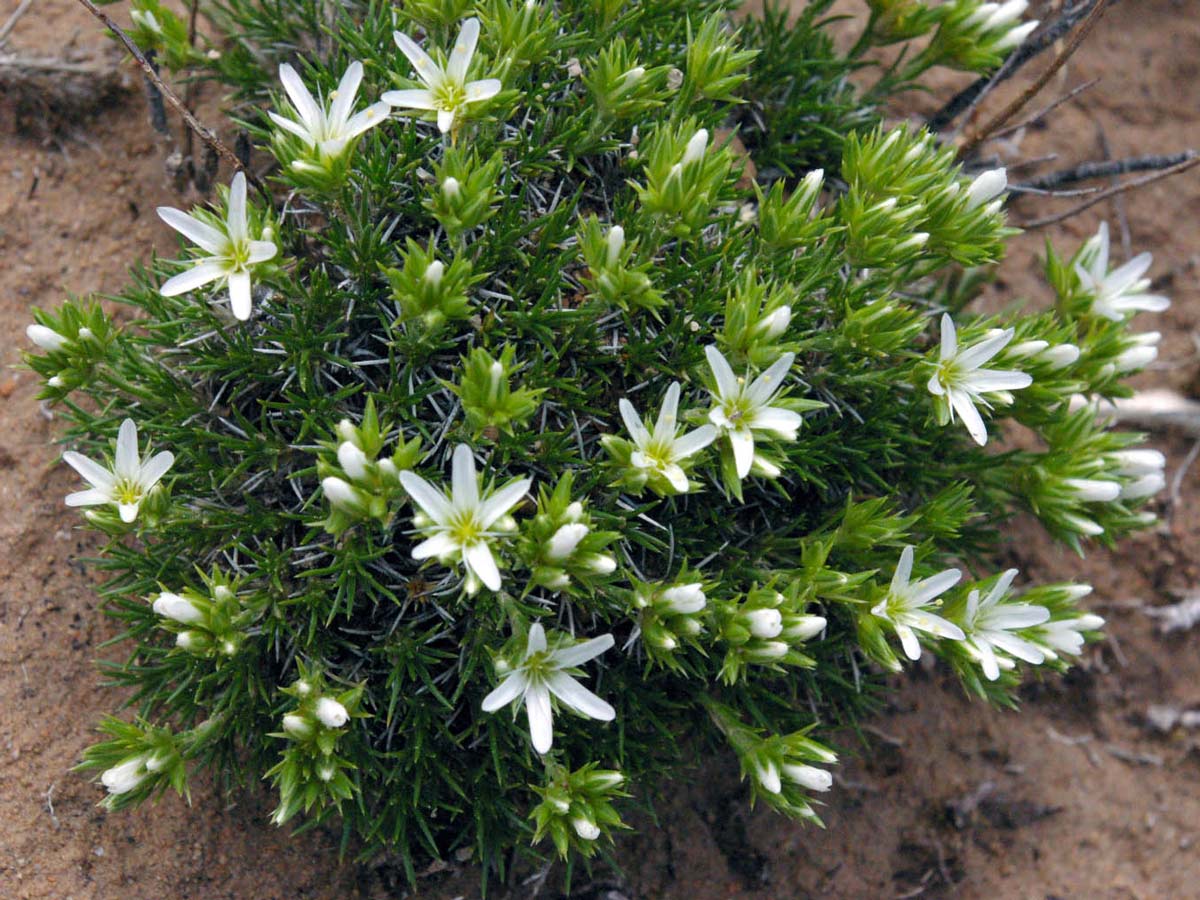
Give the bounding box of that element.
[1015,155,1200,229]
[1018,151,1197,191]
[990,78,1100,141]
[71,0,261,191]
[958,1,1113,158]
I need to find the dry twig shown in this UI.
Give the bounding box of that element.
[1019,152,1198,192]
[958,1,1112,158]
[71,0,260,189]
[1016,156,1200,228]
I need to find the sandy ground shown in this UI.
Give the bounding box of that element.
[1,1,1199,898]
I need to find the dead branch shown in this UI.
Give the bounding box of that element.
[0,0,35,47]
[1016,156,1200,229]
[958,1,1113,158]
[71,0,260,190]
[990,78,1100,141]
[927,0,1109,134]
[1144,595,1200,634]
[1019,152,1198,191]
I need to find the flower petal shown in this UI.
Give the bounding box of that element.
[896,623,922,661]
[436,108,456,133]
[939,314,957,362]
[729,427,754,479]
[451,443,480,511]
[890,546,914,595]
[910,568,962,606]
[527,623,547,655]
[949,389,988,446]
[705,345,739,400]
[228,270,253,320]
[464,78,501,102]
[381,88,438,110]
[139,451,175,491]
[545,670,615,721]
[618,398,650,447]
[343,102,390,139]
[65,488,111,507]
[481,672,526,712]
[748,407,802,439]
[247,241,278,265]
[672,425,717,459]
[447,17,480,83]
[905,609,966,641]
[115,419,140,480]
[268,110,315,145]
[393,31,440,86]
[160,260,229,297]
[413,532,458,560]
[963,368,1032,393]
[956,329,1014,370]
[745,352,795,405]
[653,382,681,444]
[463,541,502,592]
[226,172,249,245]
[552,633,614,668]
[156,207,227,254]
[62,451,114,490]
[525,684,553,754]
[478,478,532,528]
[329,60,364,127]
[279,62,322,131]
[400,471,453,523]
[118,501,140,523]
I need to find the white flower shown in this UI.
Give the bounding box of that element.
[1037,613,1105,659]
[546,523,589,561]
[871,545,964,663]
[26,323,68,352]
[480,623,615,754]
[101,756,149,795]
[927,313,1032,446]
[705,346,802,480]
[1109,448,1166,500]
[744,608,783,639]
[62,418,175,523]
[152,591,203,624]
[399,444,532,593]
[383,17,502,133]
[619,383,717,493]
[157,172,277,320]
[315,697,349,728]
[964,167,1007,211]
[269,61,389,163]
[1076,223,1170,321]
[960,569,1051,681]
[782,763,833,792]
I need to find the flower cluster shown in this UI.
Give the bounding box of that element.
[26,0,1166,880]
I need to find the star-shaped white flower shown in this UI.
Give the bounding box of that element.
[1036,613,1105,660]
[399,444,531,594]
[620,382,717,493]
[269,61,390,163]
[62,418,175,523]
[1075,222,1171,321]
[927,314,1032,446]
[960,569,1051,680]
[704,346,802,480]
[481,623,615,754]
[383,17,502,134]
[871,545,964,663]
[156,172,277,321]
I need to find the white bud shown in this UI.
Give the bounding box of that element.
[1064,478,1121,503]
[682,129,709,166]
[315,697,349,728]
[317,764,336,782]
[659,583,706,615]
[755,760,781,794]
[571,817,601,841]
[744,608,783,639]
[1121,473,1165,500]
[546,523,589,561]
[994,19,1038,50]
[751,640,789,660]
[756,306,793,340]
[1063,513,1104,536]
[751,454,782,478]
[143,754,170,773]
[48,376,64,389]
[153,591,203,624]
[584,554,617,575]
[621,65,645,86]
[1043,344,1080,369]
[442,176,461,198]
[965,168,1007,210]
[606,225,625,267]
[897,232,930,252]
[424,260,445,287]
[782,763,833,792]
[563,501,585,522]
[1007,340,1049,358]
[1110,449,1165,477]
[336,419,357,444]
[1075,613,1105,631]
[282,714,312,739]
[101,757,148,795]
[77,326,94,341]
[213,585,234,602]
[295,680,312,697]
[175,631,203,651]
[27,323,68,351]
[337,441,369,481]
[1063,584,1094,600]
[377,458,398,479]
[322,476,360,511]
[783,615,826,642]
[1115,345,1157,372]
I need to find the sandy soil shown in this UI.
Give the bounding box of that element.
[1,1,1198,898]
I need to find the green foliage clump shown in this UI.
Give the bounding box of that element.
[33,0,1166,884]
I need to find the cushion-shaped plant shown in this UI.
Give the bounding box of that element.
[27,0,1166,882]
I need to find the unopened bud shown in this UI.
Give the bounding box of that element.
[282,714,312,739]
[682,129,708,166]
[606,225,625,267]
[571,816,600,840]
[965,167,1007,210]
[442,176,461,198]
[337,441,369,481]
[546,523,589,561]
[744,607,783,639]
[315,697,349,728]
[782,763,833,792]
[101,756,148,795]
[322,476,360,511]
[27,323,67,351]
[659,583,706,615]
[1064,478,1121,503]
[424,260,445,287]
[153,591,203,624]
